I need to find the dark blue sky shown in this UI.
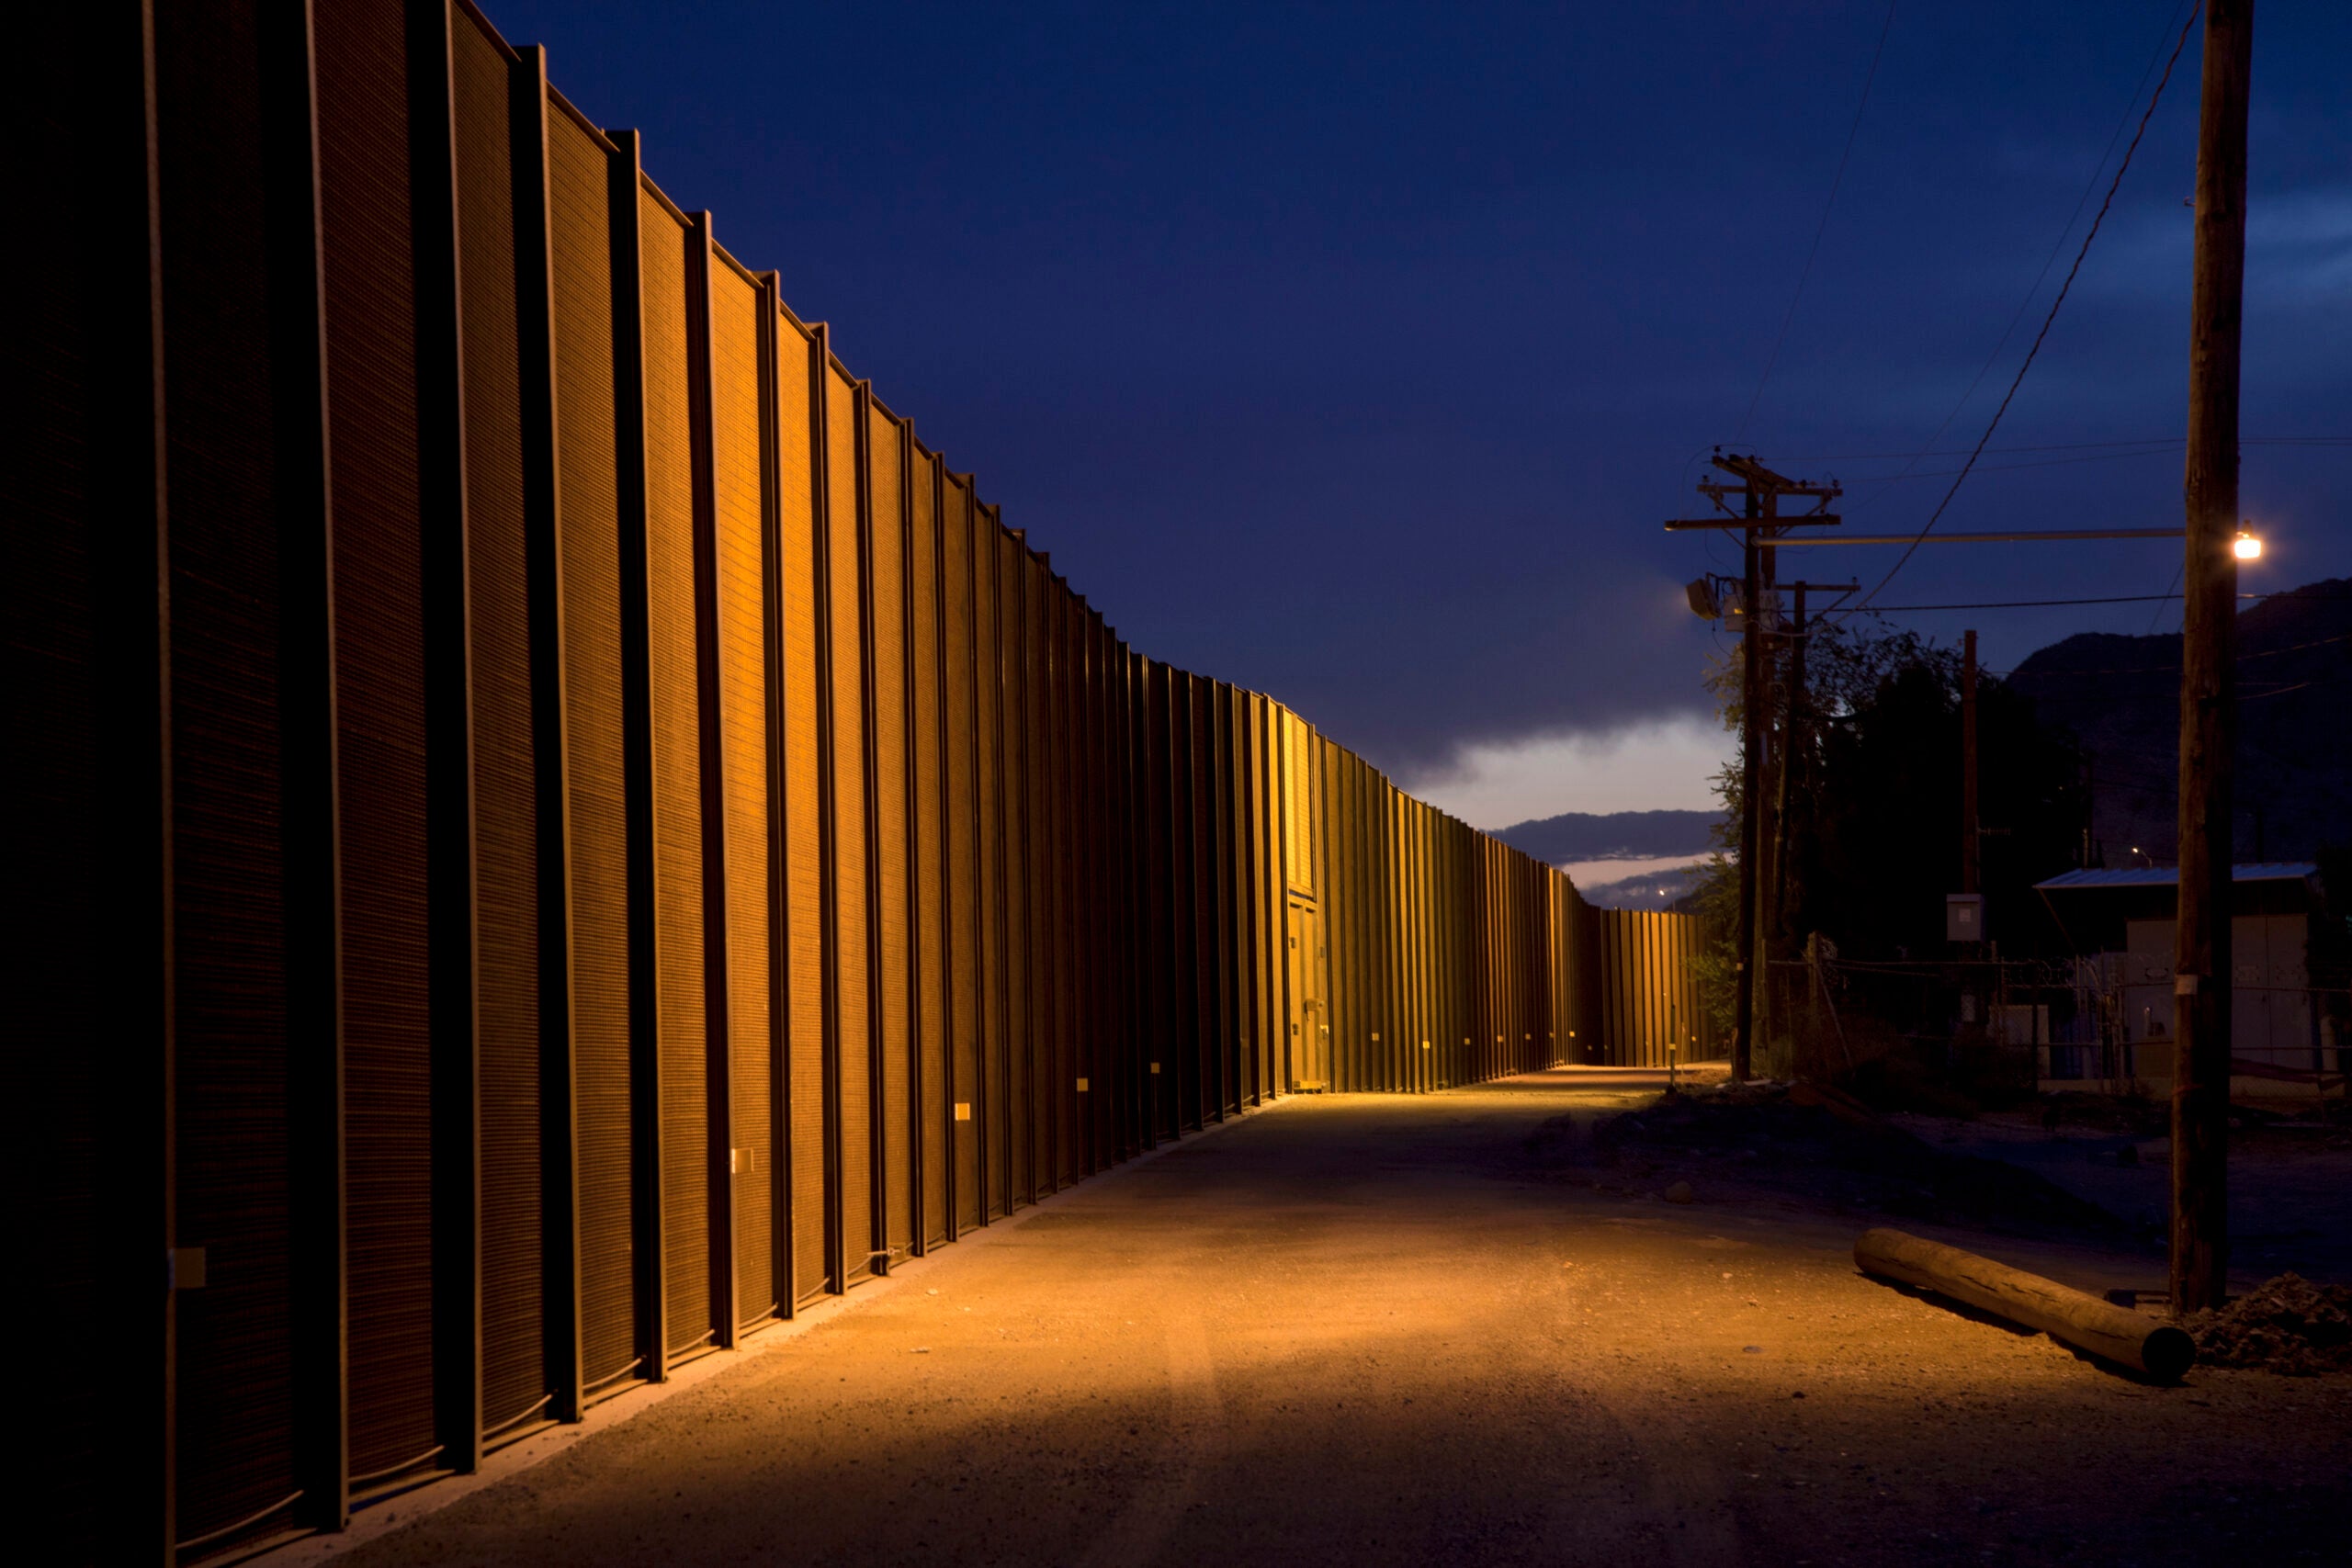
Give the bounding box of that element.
[489,0,2348,823]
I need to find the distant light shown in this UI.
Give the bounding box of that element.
[2233,529,2262,561]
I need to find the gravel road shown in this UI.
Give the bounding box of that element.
[308,1074,2350,1568]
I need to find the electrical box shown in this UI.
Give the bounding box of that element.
[1946,893,1984,943]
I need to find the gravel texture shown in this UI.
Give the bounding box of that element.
[2186,1274,2352,1377]
[310,1075,2351,1568]
[1538,1081,2126,1237]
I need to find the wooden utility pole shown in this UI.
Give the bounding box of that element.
[2173,0,2252,1315]
[1962,629,1979,898]
[1671,456,1840,1080]
[1736,486,1762,1081]
[1764,581,1856,965]
[1771,582,1805,955]
[1755,534,1781,1061]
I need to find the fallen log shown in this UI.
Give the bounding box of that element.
[1854,1227,2196,1380]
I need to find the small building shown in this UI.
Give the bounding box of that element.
[2032,863,2338,1098]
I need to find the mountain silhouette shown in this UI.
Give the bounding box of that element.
[1489,807,1719,866]
[2007,578,2351,863]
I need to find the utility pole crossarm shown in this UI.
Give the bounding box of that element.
[1696,479,1841,504]
[1709,454,1840,493]
[1664,516,1842,532]
[1671,456,1861,1083]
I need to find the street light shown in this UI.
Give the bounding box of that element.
[2233,527,2262,561]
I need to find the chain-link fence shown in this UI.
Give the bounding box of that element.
[1757,951,2347,1114]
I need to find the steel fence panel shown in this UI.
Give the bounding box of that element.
[148,0,319,1540]
[317,0,442,1485]
[710,252,774,1332]
[629,186,717,1360]
[1227,687,1250,1104]
[1206,683,1233,1114]
[820,356,873,1284]
[943,473,983,1233]
[1152,657,1170,1136]
[1252,696,1277,1100]
[773,316,829,1303]
[1354,763,1370,1090]
[1176,674,1205,1124]
[1345,747,1363,1090]
[546,94,639,1393]
[998,529,1033,1203]
[909,449,948,1247]
[1028,562,1060,1188]
[1056,594,1085,1182]
[973,501,1005,1217]
[1073,610,1103,1174]
[1032,582,1059,1185]
[452,17,552,1439]
[1202,680,1230,1116]
[865,400,913,1269]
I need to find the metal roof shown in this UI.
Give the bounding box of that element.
[2034,863,2317,892]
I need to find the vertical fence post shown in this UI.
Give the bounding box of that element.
[754,273,794,1312]
[605,128,668,1381]
[238,0,357,1538]
[507,42,584,1425]
[410,0,486,1481]
[684,216,739,1345]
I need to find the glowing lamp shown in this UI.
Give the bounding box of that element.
[2232,529,2262,561]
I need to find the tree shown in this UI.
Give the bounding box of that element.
[1690,617,2087,1045]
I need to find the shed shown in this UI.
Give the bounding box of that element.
[2032,863,2336,1094]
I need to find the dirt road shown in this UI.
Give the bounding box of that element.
[315,1074,2348,1567]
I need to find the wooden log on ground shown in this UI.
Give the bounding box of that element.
[1854,1227,2196,1380]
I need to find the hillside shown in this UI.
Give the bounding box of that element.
[2007,578,2351,863]
[1489,807,1720,866]
[1488,581,2346,875]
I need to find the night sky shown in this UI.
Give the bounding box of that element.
[485,0,2350,828]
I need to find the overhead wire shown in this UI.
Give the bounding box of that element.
[1857,590,2342,612]
[1996,628,2352,680]
[1784,435,2347,462]
[1815,0,2202,527]
[1844,1,2205,613]
[2144,559,2188,633]
[1861,592,2186,612]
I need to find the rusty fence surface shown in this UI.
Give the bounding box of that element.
[12,2,1711,1559]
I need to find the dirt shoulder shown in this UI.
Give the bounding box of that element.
[1882,1103,2352,1290]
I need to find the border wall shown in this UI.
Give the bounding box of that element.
[12,2,1715,1559]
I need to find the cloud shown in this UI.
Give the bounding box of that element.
[2079,185,2352,305]
[1411,714,1733,830]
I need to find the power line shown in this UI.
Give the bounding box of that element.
[1977,675,2346,705]
[1847,2,2204,612]
[1787,435,2348,461]
[1735,0,1899,444]
[1842,449,2191,481]
[1862,592,2183,611]
[1856,588,2352,613]
[2145,559,2188,633]
[1831,1,2201,516]
[1882,443,2346,479]
[1999,629,2352,679]
[1815,435,2345,524]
